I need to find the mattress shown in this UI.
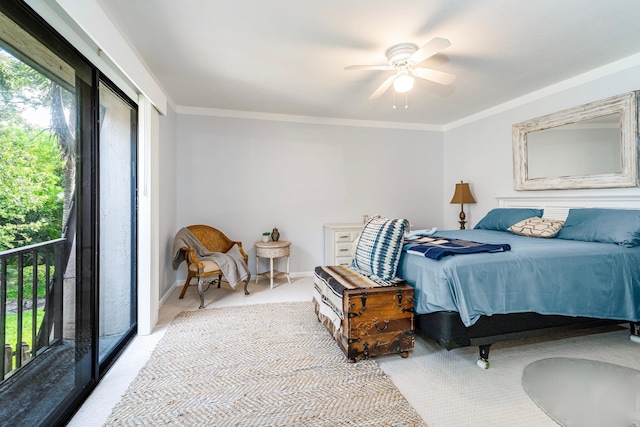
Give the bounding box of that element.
[397,229,640,327]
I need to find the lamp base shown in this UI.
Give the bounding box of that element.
[458,209,467,230]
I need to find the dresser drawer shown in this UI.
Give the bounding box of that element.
[335,242,353,257]
[335,231,355,243]
[324,223,364,266]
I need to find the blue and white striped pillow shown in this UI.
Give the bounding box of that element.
[352,215,410,280]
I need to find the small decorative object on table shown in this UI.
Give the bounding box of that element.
[271,227,280,241]
[262,232,270,242]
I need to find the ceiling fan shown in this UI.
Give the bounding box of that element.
[345,38,456,100]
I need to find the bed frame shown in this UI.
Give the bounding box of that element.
[416,192,640,368]
[415,311,637,368]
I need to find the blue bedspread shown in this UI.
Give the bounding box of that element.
[403,236,510,260]
[397,229,640,327]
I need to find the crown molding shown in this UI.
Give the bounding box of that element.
[443,52,640,131]
[175,106,443,131]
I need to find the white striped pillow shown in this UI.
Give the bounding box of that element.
[352,215,409,280]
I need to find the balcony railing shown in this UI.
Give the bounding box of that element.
[0,238,65,382]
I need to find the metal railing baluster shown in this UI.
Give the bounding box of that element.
[31,248,38,361]
[16,254,23,369]
[43,248,51,350]
[1,257,6,380]
[0,239,65,380]
[53,243,63,344]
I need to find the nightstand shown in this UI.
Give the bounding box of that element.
[254,240,291,289]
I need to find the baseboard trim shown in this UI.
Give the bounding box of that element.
[160,281,180,306]
[289,271,313,278]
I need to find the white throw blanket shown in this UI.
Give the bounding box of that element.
[172,227,250,288]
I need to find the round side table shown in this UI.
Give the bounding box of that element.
[254,240,292,289]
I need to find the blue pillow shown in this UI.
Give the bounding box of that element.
[474,208,543,232]
[555,208,640,247]
[353,215,409,280]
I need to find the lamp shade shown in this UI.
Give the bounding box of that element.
[450,181,476,205]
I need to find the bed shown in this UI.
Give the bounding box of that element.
[397,196,640,368]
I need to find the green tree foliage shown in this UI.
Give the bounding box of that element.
[0,49,50,125]
[0,48,64,251]
[0,126,63,250]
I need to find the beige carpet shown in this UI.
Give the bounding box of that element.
[522,357,640,426]
[105,302,426,426]
[377,325,640,426]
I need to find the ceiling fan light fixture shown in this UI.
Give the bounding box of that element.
[393,72,414,93]
[346,38,454,100]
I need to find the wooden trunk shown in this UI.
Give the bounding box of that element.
[337,286,415,362]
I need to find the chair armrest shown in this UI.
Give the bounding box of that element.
[235,242,249,260]
[181,247,204,269]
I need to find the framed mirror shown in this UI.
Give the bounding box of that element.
[513,91,639,190]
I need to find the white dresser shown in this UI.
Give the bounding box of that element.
[323,223,363,266]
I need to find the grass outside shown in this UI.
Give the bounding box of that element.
[2,263,53,369]
[4,308,45,368]
[4,264,49,301]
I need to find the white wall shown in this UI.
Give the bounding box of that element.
[443,63,640,229]
[158,104,178,297]
[175,114,444,276]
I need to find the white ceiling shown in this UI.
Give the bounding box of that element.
[96,0,640,126]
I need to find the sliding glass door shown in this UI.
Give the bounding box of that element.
[0,6,91,425]
[0,1,137,424]
[98,80,137,366]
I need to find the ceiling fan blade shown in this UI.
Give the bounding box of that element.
[412,67,456,85]
[409,37,451,65]
[345,64,394,71]
[369,74,397,99]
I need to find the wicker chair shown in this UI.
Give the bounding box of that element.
[178,225,250,308]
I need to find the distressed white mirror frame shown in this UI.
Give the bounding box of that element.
[513,91,639,190]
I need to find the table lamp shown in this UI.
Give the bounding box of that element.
[450,181,476,230]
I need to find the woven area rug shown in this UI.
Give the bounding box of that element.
[522,357,640,426]
[105,301,426,426]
